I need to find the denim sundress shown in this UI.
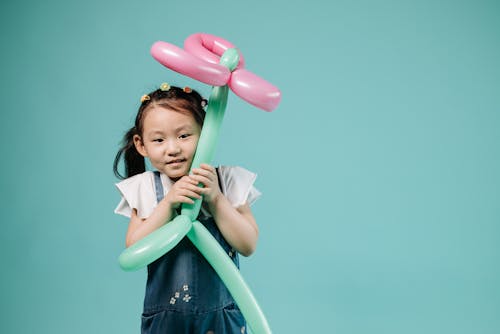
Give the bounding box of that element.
[141,171,246,334]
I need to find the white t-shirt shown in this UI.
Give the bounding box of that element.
[114,166,261,219]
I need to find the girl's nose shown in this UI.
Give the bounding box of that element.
[166,140,181,155]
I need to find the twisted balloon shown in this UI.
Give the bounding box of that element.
[119,33,281,334]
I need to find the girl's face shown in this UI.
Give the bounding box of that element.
[134,106,201,180]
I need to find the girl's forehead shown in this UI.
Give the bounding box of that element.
[142,106,199,130]
[145,106,195,120]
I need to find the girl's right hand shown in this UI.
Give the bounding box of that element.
[125,176,202,247]
[163,175,202,209]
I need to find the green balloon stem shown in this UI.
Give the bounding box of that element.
[118,215,192,271]
[188,221,272,334]
[181,85,228,220]
[181,47,238,220]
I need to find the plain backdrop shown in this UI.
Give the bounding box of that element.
[1,0,499,333]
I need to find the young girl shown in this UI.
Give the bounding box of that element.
[113,84,261,334]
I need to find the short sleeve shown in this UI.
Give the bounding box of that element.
[114,172,157,219]
[218,166,262,207]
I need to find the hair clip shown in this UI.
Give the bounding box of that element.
[201,99,208,108]
[140,94,151,103]
[160,83,171,91]
[183,86,192,93]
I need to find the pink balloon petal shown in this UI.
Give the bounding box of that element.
[151,41,230,86]
[229,69,281,112]
[184,33,245,69]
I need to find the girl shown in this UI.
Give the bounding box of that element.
[113,84,260,334]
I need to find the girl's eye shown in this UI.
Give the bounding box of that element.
[179,134,191,139]
[153,138,164,143]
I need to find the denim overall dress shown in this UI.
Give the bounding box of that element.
[141,171,246,334]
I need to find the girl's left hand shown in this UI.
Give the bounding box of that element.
[190,164,222,204]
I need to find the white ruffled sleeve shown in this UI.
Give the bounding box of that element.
[218,166,262,207]
[114,171,157,219]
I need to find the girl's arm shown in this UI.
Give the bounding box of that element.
[125,175,202,247]
[192,164,259,257]
[208,197,259,257]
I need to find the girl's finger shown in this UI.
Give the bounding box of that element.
[176,196,195,204]
[186,183,204,194]
[199,163,215,171]
[197,187,212,195]
[179,175,199,185]
[177,180,201,189]
[190,174,211,186]
[192,167,214,178]
[179,188,202,199]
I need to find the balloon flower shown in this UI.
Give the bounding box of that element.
[118,33,281,334]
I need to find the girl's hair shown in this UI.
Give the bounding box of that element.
[113,86,206,179]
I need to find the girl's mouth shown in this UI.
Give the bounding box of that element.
[167,159,186,165]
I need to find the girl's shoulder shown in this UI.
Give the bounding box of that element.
[217,166,257,189]
[114,171,157,219]
[116,170,155,188]
[218,165,255,175]
[217,165,261,207]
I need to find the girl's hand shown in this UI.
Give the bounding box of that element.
[163,175,202,209]
[191,164,222,204]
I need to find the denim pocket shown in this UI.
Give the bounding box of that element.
[222,304,246,333]
[141,309,166,334]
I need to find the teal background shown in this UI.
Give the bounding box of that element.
[1,0,499,333]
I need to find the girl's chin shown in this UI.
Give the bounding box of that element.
[155,163,190,180]
[165,169,188,180]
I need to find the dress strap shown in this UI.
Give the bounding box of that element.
[216,167,223,193]
[153,171,164,203]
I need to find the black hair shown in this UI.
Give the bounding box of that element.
[113,86,206,179]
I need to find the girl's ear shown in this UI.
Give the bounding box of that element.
[133,134,148,157]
